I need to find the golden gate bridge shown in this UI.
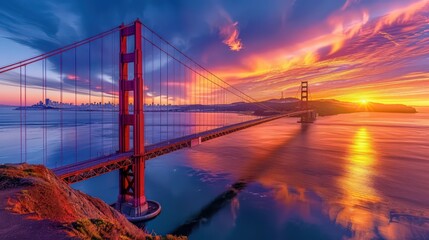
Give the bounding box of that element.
[0,19,315,221]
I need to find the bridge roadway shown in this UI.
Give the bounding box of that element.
[54,110,312,184]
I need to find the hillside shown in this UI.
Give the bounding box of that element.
[0,164,185,240]
[223,98,417,116]
[309,99,417,116]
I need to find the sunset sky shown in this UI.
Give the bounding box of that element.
[0,0,428,106]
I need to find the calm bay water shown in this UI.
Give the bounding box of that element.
[1,106,429,239]
[73,111,429,239]
[0,106,255,168]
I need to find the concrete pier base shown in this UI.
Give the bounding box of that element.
[298,111,317,123]
[116,200,161,222]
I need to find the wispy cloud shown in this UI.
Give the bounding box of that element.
[341,0,361,11]
[219,21,243,51]
[211,7,244,52]
[373,0,429,33]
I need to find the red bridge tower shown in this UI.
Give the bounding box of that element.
[116,19,161,221]
[299,81,317,123]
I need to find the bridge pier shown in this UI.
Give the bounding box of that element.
[116,19,160,222]
[299,111,317,123]
[116,162,160,221]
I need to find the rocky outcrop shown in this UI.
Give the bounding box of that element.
[0,164,185,240]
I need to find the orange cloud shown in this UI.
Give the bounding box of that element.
[220,21,243,51]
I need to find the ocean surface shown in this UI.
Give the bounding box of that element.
[1,106,429,239]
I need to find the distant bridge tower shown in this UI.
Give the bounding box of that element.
[116,19,160,221]
[300,81,308,110]
[299,81,316,123]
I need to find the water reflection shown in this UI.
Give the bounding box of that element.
[171,181,247,236]
[345,127,379,202]
[68,113,429,239]
[335,127,382,239]
[171,126,303,236]
[173,122,429,239]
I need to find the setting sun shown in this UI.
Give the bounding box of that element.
[360,99,368,104]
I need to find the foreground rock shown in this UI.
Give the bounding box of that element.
[0,164,184,240]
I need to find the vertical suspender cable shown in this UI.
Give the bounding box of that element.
[196,69,199,134]
[182,60,184,136]
[20,67,22,163]
[42,60,46,165]
[166,44,169,141]
[45,59,48,165]
[23,65,26,163]
[89,42,92,159]
[111,33,114,153]
[183,62,186,136]
[101,38,104,156]
[60,53,63,166]
[159,45,161,143]
[151,32,155,144]
[24,65,27,163]
[74,48,78,163]
[205,71,207,131]
[173,50,176,138]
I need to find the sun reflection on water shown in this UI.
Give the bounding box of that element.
[348,127,378,183]
[335,127,382,239]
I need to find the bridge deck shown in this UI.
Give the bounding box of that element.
[54,110,311,183]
